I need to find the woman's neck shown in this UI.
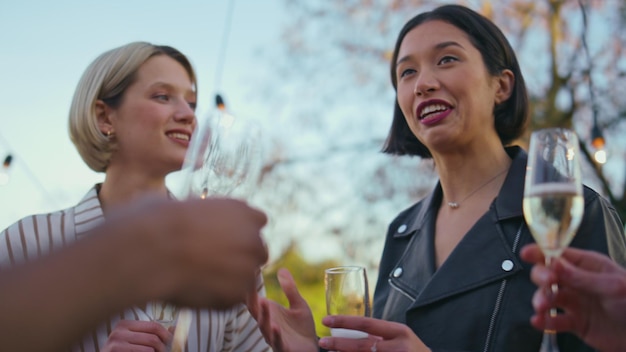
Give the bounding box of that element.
[433,145,512,206]
[98,165,169,215]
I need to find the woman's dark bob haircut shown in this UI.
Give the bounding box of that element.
[382,4,529,158]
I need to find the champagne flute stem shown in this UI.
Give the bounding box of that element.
[544,255,558,327]
[540,255,560,352]
[539,332,559,352]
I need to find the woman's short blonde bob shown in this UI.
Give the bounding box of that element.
[68,42,197,172]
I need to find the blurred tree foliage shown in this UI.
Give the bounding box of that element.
[263,243,341,337]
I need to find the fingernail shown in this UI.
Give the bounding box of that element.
[537,269,550,283]
[322,316,334,325]
[318,337,329,348]
[532,293,540,308]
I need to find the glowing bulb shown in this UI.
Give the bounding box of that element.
[0,170,9,186]
[218,112,236,129]
[594,149,607,164]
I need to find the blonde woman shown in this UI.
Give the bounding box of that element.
[0,42,270,352]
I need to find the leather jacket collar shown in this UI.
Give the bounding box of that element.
[393,146,526,241]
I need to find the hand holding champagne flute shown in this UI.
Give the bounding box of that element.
[522,128,584,352]
[325,266,371,339]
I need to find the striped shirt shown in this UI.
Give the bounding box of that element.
[0,186,271,352]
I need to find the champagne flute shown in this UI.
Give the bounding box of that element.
[150,303,189,352]
[161,108,263,350]
[325,266,371,339]
[522,128,584,352]
[180,108,262,200]
[151,300,179,329]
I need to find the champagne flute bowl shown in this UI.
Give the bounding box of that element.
[522,128,584,352]
[181,109,262,200]
[325,266,371,339]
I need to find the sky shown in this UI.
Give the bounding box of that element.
[0,0,287,229]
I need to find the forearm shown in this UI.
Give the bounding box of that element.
[0,221,162,351]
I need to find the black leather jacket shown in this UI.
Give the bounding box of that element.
[373,146,626,352]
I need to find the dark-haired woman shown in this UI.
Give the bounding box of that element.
[251,4,626,352]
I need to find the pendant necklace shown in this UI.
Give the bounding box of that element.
[447,168,508,209]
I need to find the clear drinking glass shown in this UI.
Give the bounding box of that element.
[158,108,263,350]
[151,300,178,330]
[522,128,584,352]
[325,266,371,339]
[180,108,262,200]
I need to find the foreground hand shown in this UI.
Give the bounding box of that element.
[101,320,171,352]
[247,268,318,352]
[115,197,269,310]
[319,315,431,352]
[521,243,626,352]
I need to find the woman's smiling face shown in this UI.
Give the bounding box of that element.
[394,20,510,155]
[102,55,197,175]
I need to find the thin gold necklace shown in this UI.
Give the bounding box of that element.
[447,168,508,209]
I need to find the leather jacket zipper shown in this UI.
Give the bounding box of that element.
[482,222,525,352]
[483,279,508,352]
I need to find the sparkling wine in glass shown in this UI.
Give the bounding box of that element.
[325,266,371,339]
[522,128,584,352]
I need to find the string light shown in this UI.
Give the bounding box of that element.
[579,0,607,165]
[213,0,235,102]
[214,93,235,129]
[0,154,12,186]
[591,123,607,164]
[212,1,236,127]
[0,131,60,206]
[591,124,605,149]
[2,155,11,167]
[215,94,226,111]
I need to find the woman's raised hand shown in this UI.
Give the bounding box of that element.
[247,268,318,352]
